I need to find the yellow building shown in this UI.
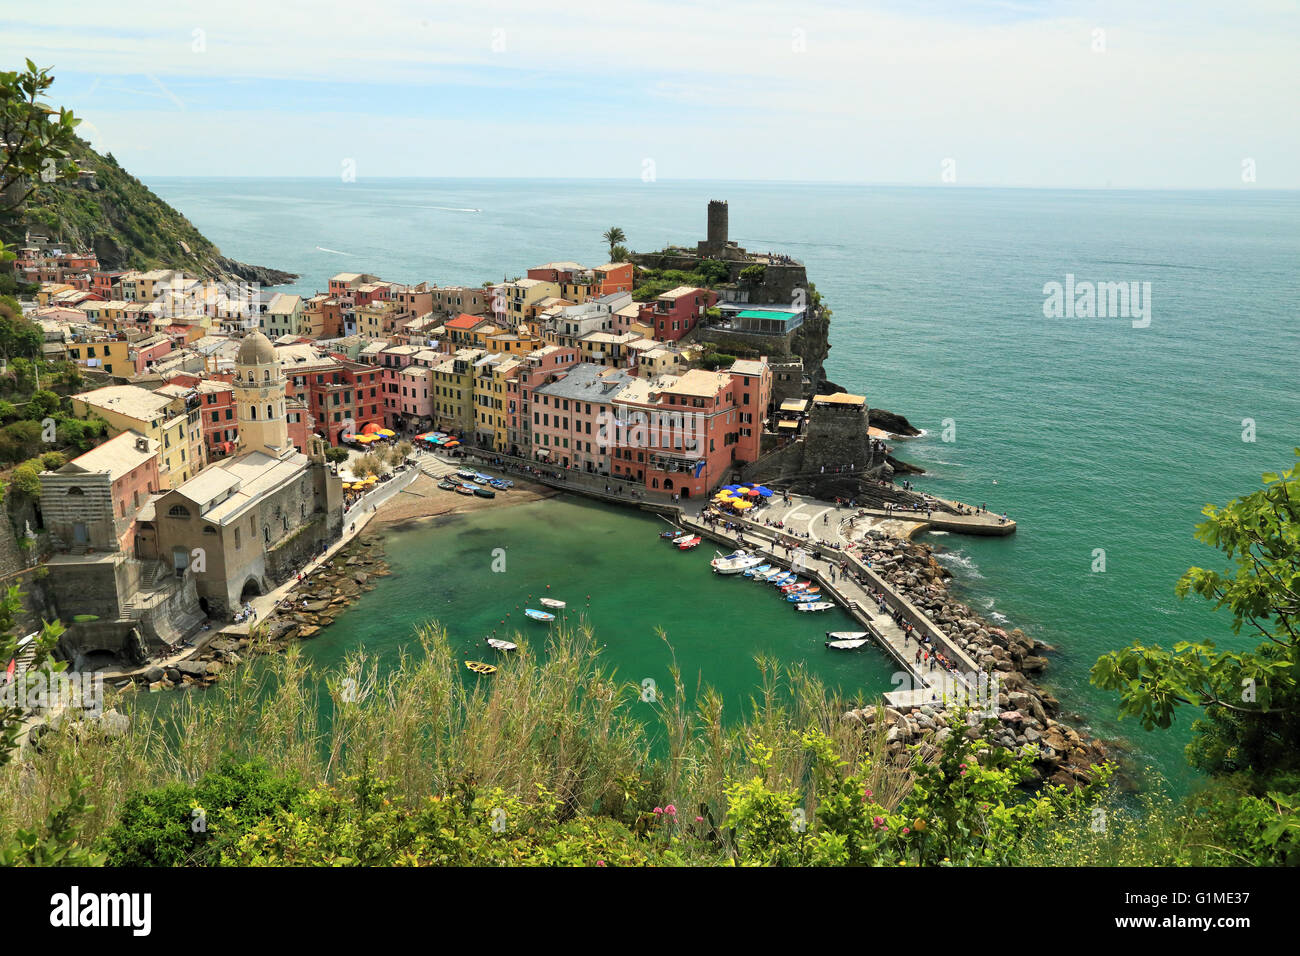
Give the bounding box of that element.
[495,278,560,328]
[431,348,484,434]
[472,353,521,452]
[70,384,204,487]
[66,337,132,377]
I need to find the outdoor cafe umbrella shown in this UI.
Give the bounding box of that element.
[733,500,755,510]
[757,487,774,497]
[745,488,761,497]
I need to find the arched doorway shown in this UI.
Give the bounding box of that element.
[663,478,674,491]
[239,577,263,602]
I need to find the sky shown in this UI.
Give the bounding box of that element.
[2,0,1297,188]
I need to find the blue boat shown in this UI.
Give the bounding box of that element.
[489,479,510,490]
[769,572,794,587]
[788,591,823,603]
[524,608,555,622]
[743,564,772,578]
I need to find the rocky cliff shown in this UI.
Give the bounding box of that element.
[2,137,296,285]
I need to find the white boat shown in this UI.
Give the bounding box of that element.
[795,601,835,613]
[826,631,869,641]
[753,567,784,582]
[487,638,518,651]
[742,564,772,578]
[769,572,795,587]
[672,533,695,545]
[826,639,869,650]
[539,598,566,609]
[711,552,764,575]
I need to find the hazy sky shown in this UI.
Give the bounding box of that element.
[3,0,1296,187]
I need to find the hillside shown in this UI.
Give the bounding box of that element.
[1,136,296,286]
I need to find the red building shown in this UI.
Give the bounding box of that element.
[637,286,717,342]
[304,359,383,445]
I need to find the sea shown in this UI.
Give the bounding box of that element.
[145,177,1300,792]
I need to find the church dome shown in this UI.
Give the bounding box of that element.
[237,330,276,365]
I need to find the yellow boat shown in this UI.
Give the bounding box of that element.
[465,660,497,675]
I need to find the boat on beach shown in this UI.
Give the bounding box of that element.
[437,479,457,491]
[465,660,498,674]
[455,484,475,495]
[524,608,555,622]
[473,487,496,498]
[487,639,517,652]
[539,598,566,609]
[794,601,835,612]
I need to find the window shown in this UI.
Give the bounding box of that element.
[167,505,191,518]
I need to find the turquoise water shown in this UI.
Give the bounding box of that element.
[296,497,898,714]
[147,178,1300,788]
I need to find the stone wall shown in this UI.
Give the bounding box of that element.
[802,401,872,475]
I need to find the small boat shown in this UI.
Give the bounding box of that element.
[456,469,477,479]
[660,529,681,539]
[676,536,702,550]
[455,484,475,495]
[742,564,772,578]
[473,487,496,498]
[795,601,835,613]
[826,639,869,650]
[465,661,497,674]
[780,580,812,592]
[826,631,869,641]
[712,553,764,575]
[487,638,517,652]
[524,608,555,622]
[767,572,793,587]
[437,479,457,491]
[472,475,490,485]
[788,592,823,603]
[672,533,695,545]
[539,598,566,609]
[489,479,510,490]
[756,568,787,582]
[497,479,514,488]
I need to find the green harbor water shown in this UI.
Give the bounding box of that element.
[294,496,899,715]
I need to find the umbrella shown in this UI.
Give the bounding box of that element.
[361,423,382,435]
[364,475,378,484]
[733,500,755,510]
[757,487,774,497]
[722,485,741,491]
[745,488,761,497]
[378,428,396,437]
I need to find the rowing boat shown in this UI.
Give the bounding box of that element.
[742,564,772,577]
[465,661,498,674]
[676,535,702,550]
[672,533,695,545]
[539,598,566,609]
[826,639,869,650]
[486,639,517,651]
[794,601,835,612]
[524,608,555,622]
[826,631,869,641]
[788,592,824,602]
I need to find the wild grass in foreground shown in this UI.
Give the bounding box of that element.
[0,623,1280,865]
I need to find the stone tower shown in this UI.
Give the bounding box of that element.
[234,330,292,458]
[705,199,728,254]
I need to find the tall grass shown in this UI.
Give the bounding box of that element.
[0,621,909,855]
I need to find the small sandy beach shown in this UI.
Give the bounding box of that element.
[367,472,562,528]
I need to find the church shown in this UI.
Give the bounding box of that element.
[135,331,344,619]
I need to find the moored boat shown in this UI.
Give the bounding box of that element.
[676,535,702,550]
[711,552,764,574]
[742,564,772,577]
[672,533,695,545]
[524,608,556,622]
[826,631,869,641]
[539,598,566,609]
[794,601,835,612]
[788,591,823,602]
[826,639,869,650]
[465,660,498,674]
[486,638,517,651]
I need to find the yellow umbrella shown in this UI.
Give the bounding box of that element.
[364,475,378,484]
[378,428,396,437]
[733,500,754,509]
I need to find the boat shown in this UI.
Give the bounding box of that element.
[767,572,793,586]
[524,608,555,622]
[437,479,457,491]
[794,601,835,613]
[781,580,812,592]
[539,598,566,609]
[465,661,498,674]
[489,479,510,490]
[676,536,702,550]
[788,592,824,603]
[826,639,869,650]
[486,639,517,652]
[454,484,475,495]
[473,487,496,498]
[711,552,764,574]
[472,475,490,485]
[742,564,772,578]
[497,479,514,488]
[660,529,682,539]
[826,631,869,641]
[456,469,477,480]
[672,533,695,545]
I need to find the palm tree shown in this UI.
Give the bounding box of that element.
[602,227,626,260]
